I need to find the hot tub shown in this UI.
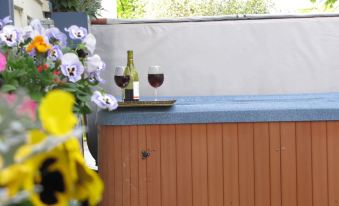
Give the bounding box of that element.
[97,93,339,206]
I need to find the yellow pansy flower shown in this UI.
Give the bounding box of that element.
[26,35,51,53]
[39,90,77,136]
[15,129,47,161]
[27,139,103,206]
[0,164,34,197]
[1,90,103,205]
[0,155,3,169]
[28,150,73,206]
[72,157,104,206]
[63,139,103,205]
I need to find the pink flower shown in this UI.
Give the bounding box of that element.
[0,52,6,72]
[17,97,37,121]
[6,93,17,105]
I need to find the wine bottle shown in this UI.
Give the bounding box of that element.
[124,50,140,101]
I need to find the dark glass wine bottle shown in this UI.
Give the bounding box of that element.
[124,50,140,101]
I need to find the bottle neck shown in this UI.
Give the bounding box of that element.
[127,58,134,67]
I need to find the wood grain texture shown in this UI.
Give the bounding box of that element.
[129,126,139,206]
[138,126,148,206]
[222,123,239,206]
[311,122,328,206]
[98,121,339,206]
[296,122,313,206]
[254,123,271,206]
[280,122,297,206]
[238,123,255,206]
[122,126,131,206]
[176,125,193,206]
[327,121,339,206]
[192,124,208,206]
[207,124,224,206]
[269,123,282,206]
[98,126,114,206]
[114,126,123,206]
[160,125,177,206]
[146,125,162,206]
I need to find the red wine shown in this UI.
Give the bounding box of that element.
[114,75,130,88]
[148,74,164,88]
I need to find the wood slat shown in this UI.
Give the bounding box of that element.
[130,126,139,206]
[269,123,282,206]
[99,126,114,206]
[146,125,162,206]
[161,125,177,206]
[207,124,224,206]
[238,123,255,206]
[280,122,297,206]
[114,126,123,206]
[99,121,339,206]
[122,126,131,206]
[296,122,313,206]
[176,125,193,206]
[327,121,339,206]
[311,122,328,206]
[138,126,148,206]
[222,123,239,206]
[191,124,208,206]
[254,123,271,206]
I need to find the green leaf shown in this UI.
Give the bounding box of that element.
[1,84,16,92]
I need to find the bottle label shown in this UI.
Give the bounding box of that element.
[133,81,140,99]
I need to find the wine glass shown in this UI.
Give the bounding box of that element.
[114,66,130,102]
[148,66,164,101]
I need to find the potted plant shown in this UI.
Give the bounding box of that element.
[0,16,116,205]
[49,0,103,40]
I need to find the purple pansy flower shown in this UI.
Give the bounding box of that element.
[91,91,118,111]
[0,25,20,47]
[45,27,67,48]
[48,45,63,61]
[0,16,12,32]
[86,54,106,73]
[82,33,96,55]
[65,25,88,40]
[28,20,50,43]
[28,49,38,64]
[60,53,84,83]
[28,49,36,57]
[30,19,44,35]
[20,26,33,42]
[88,71,105,83]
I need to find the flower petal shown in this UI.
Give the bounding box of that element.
[39,90,77,136]
[82,33,96,55]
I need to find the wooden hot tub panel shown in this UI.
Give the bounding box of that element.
[98,121,339,206]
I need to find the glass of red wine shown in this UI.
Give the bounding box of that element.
[148,66,164,101]
[114,66,130,102]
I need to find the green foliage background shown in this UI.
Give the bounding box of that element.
[50,0,103,18]
[310,0,338,7]
[117,0,274,19]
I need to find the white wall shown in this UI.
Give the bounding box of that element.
[92,15,339,97]
[13,0,49,27]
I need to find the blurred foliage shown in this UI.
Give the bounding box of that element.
[117,0,274,19]
[50,0,103,18]
[310,0,338,8]
[117,0,145,18]
[302,0,339,12]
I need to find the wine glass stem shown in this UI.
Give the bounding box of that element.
[154,88,157,101]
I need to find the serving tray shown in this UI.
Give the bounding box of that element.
[118,100,176,108]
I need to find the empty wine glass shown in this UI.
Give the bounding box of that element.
[114,66,130,102]
[148,66,164,101]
